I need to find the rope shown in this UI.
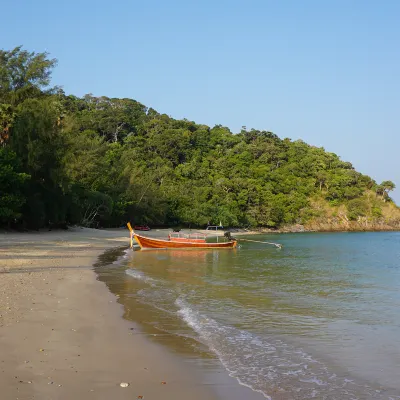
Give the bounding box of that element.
[238,238,282,248]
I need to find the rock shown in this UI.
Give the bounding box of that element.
[120,382,129,388]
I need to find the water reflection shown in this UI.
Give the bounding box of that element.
[96,232,400,399]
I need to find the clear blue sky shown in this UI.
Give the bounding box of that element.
[2,0,399,202]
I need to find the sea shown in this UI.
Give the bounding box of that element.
[96,231,400,399]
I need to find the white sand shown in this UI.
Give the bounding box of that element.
[0,227,220,400]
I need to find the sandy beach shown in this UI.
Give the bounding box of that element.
[0,227,230,400]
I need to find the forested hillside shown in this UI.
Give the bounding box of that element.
[1,47,399,230]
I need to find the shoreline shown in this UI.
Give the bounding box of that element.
[128,224,400,236]
[273,225,400,233]
[0,228,245,400]
[124,227,400,243]
[2,227,397,399]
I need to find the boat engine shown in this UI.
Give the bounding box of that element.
[224,231,237,241]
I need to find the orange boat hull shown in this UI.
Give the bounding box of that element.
[133,233,237,250]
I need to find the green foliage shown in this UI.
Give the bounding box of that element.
[0,46,56,104]
[0,148,29,224]
[347,199,369,221]
[371,206,382,218]
[0,46,57,145]
[11,97,64,178]
[376,180,396,201]
[0,46,397,229]
[80,190,113,227]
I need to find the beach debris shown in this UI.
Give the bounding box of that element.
[138,396,144,399]
[39,348,44,352]
[120,382,129,388]
[161,381,167,385]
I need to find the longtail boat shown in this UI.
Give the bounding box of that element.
[127,223,237,250]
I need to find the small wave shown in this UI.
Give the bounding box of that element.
[125,269,157,287]
[136,288,179,316]
[175,297,397,400]
[176,297,273,399]
[122,248,132,258]
[110,248,132,265]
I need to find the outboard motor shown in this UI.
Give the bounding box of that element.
[224,231,237,242]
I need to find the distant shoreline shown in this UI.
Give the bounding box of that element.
[2,224,399,238]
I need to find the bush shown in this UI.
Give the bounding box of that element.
[347,199,368,221]
[371,206,382,218]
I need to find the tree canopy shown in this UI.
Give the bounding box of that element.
[0,47,398,230]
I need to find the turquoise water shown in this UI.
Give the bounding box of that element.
[98,232,400,399]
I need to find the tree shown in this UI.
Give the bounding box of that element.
[0,46,57,104]
[81,191,113,227]
[381,181,396,200]
[0,46,57,146]
[0,104,14,145]
[0,148,29,225]
[347,198,369,220]
[376,181,396,201]
[10,97,67,228]
[1,46,399,230]
[11,97,64,181]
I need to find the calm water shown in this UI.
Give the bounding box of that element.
[97,232,400,399]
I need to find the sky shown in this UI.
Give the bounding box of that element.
[2,0,399,202]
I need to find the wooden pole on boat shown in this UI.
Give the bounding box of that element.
[127,222,134,249]
[238,238,282,248]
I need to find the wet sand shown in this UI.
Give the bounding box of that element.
[0,228,228,400]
